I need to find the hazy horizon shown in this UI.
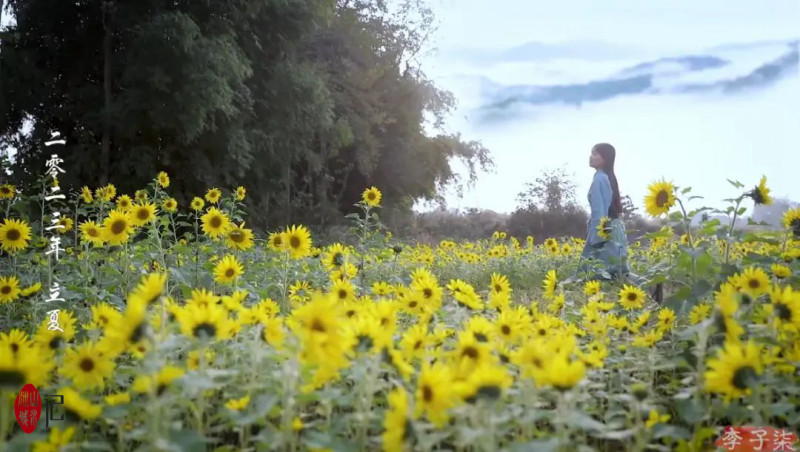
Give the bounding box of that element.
[414,0,800,216]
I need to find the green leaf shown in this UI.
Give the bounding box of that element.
[681,186,692,194]
[166,429,207,452]
[596,428,637,440]
[569,411,607,432]
[508,438,560,452]
[675,397,707,424]
[232,394,278,426]
[727,179,744,189]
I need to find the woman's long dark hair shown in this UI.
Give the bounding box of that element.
[593,143,623,219]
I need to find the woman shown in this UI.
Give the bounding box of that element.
[579,143,630,280]
[579,143,663,301]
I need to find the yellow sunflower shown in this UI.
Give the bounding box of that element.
[56,217,73,234]
[284,224,312,259]
[362,186,382,207]
[79,221,105,247]
[783,207,800,237]
[542,270,558,300]
[0,184,15,199]
[0,275,21,304]
[214,254,244,284]
[0,344,54,389]
[0,218,32,254]
[704,340,763,401]
[190,196,205,211]
[115,194,133,212]
[267,230,287,252]
[59,341,116,390]
[235,186,246,201]
[747,175,772,205]
[618,284,646,310]
[101,209,134,246]
[162,198,178,213]
[80,186,93,203]
[201,207,231,240]
[129,202,157,227]
[157,171,170,188]
[225,222,254,251]
[205,188,222,204]
[176,303,232,341]
[644,180,676,217]
[134,190,148,203]
[597,217,611,240]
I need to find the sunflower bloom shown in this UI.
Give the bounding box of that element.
[362,186,382,207]
[101,210,134,246]
[644,180,676,217]
[214,254,244,284]
[201,207,231,240]
[704,340,763,401]
[0,218,32,254]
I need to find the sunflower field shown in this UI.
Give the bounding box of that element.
[1,172,800,452]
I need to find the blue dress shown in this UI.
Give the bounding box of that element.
[580,170,629,278]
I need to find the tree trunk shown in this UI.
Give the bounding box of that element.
[100,1,113,185]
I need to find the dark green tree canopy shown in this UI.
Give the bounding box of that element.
[0,0,492,228]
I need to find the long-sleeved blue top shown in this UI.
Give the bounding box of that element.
[586,169,613,246]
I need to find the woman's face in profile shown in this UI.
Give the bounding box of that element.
[589,148,605,169]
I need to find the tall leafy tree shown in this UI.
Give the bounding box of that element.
[0,0,492,229]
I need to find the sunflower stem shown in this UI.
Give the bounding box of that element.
[0,390,9,452]
[725,196,745,264]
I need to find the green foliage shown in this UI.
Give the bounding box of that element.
[0,0,492,229]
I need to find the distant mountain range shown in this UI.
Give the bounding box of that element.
[445,39,800,119]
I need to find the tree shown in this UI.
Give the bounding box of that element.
[0,0,492,229]
[515,167,578,212]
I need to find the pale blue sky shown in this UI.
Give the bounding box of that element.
[418,0,800,214]
[431,0,799,53]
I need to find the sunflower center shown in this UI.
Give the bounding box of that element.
[337,289,348,300]
[10,343,19,353]
[477,385,501,401]
[538,328,546,336]
[748,279,760,289]
[501,325,511,335]
[49,336,62,350]
[130,323,146,343]
[474,332,488,342]
[423,288,433,298]
[732,366,757,390]
[311,319,326,332]
[461,346,479,360]
[532,357,543,368]
[79,358,95,372]
[656,190,669,207]
[422,385,433,402]
[367,193,376,200]
[6,229,21,241]
[775,303,792,321]
[88,228,99,237]
[290,236,301,248]
[408,300,418,308]
[193,323,217,339]
[413,340,422,350]
[0,286,10,295]
[494,284,502,292]
[210,217,222,228]
[111,219,127,234]
[137,209,149,220]
[229,231,243,243]
[626,292,637,302]
[225,268,235,278]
